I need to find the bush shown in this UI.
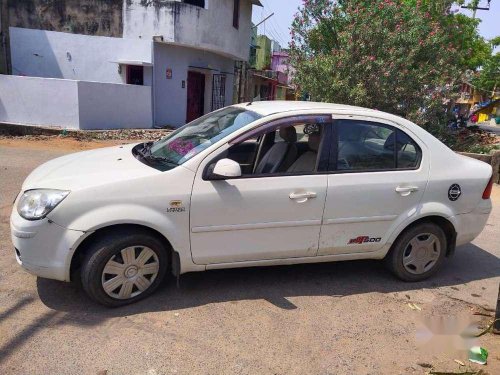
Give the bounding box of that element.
[424,120,499,154]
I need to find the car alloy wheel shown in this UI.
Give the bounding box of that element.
[101,246,160,300]
[402,233,441,275]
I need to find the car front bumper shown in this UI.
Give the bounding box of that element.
[10,209,87,282]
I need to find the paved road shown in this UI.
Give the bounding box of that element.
[477,122,500,136]
[0,143,499,375]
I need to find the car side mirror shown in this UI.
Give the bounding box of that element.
[210,158,242,179]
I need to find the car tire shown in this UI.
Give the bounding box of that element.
[386,222,447,282]
[81,230,169,307]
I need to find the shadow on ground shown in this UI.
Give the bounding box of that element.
[1,243,498,366]
[37,243,500,318]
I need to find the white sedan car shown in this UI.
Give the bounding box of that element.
[11,102,493,306]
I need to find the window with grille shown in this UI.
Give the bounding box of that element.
[211,74,226,111]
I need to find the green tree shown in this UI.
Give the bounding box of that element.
[472,36,500,96]
[289,0,484,125]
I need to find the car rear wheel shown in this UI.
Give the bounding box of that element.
[81,230,169,307]
[386,223,447,282]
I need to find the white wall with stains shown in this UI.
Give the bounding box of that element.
[124,0,253,61]
[10,27,153,84]
[5,1,255,129]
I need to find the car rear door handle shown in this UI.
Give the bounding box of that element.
[289,191,317,202]
[395,186,419,196]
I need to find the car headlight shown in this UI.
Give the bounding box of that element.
[17,189,70,220]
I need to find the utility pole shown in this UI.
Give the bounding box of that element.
[494,283,500,334]
[0,0,12,75]
[460,0,491,19]
[252,12,274,29]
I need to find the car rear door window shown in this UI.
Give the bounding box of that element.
[396,130,420,168]
[335,120,421,171]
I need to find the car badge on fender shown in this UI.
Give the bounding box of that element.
[167,200,186,213]
[448,184,461,201]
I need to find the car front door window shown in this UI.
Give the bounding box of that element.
[207,116,331,179]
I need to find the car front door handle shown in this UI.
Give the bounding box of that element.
[395,186,419,197]
[289,192,317,202]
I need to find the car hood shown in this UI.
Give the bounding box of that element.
[21,143,160,191]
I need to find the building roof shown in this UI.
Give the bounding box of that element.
[233,101,380,117]
[111,59,153,67]
[272,51,289,57]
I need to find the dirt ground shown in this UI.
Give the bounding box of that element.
[0,136,128,151]
[0,137,499,375]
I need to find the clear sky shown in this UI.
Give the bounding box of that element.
[252,0,499,49]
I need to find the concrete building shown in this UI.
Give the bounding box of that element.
[0,0,261,129]
[242,42,295,102]
[255,34,271,70]
[271,40,282,53]
[271,50,295,86]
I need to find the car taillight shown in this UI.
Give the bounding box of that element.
[482,177,493,199]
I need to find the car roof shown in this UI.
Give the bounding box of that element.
[233,100,381,117]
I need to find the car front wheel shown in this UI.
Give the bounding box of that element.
[386,222,447,282]
[81,230,169,307]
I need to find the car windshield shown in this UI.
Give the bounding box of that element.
[149,107,262,166]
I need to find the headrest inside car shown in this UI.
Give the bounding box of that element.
[279,126,297,143]
[308,133,321,151]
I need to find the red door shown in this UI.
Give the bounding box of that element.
[186,71,206,123]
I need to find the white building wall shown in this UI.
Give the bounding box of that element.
[10,27,153,84]
[124,0,253,61]
[0,75,80,128]
[6,0,255,129]
[78,81,152,130]
[153,43,235,127]
[0,75,152,129]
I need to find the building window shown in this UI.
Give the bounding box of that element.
[126,65,144,85]
[184,0,205,7]
[233,0,240,29]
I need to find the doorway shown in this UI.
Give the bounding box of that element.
[186,71,206,123]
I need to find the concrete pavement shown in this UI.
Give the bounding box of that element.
[477,121,500,136]
[0,141,499,375]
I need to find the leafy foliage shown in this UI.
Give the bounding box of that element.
[472,37,500,94]
[289,0,484,125]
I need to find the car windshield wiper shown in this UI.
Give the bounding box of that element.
[137,142,178,167]
[145,154,179,166]
[136,142,153,158]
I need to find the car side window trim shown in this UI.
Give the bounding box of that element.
[328,119,422,173]
[202,115,334,180]
[229,115,331,145]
